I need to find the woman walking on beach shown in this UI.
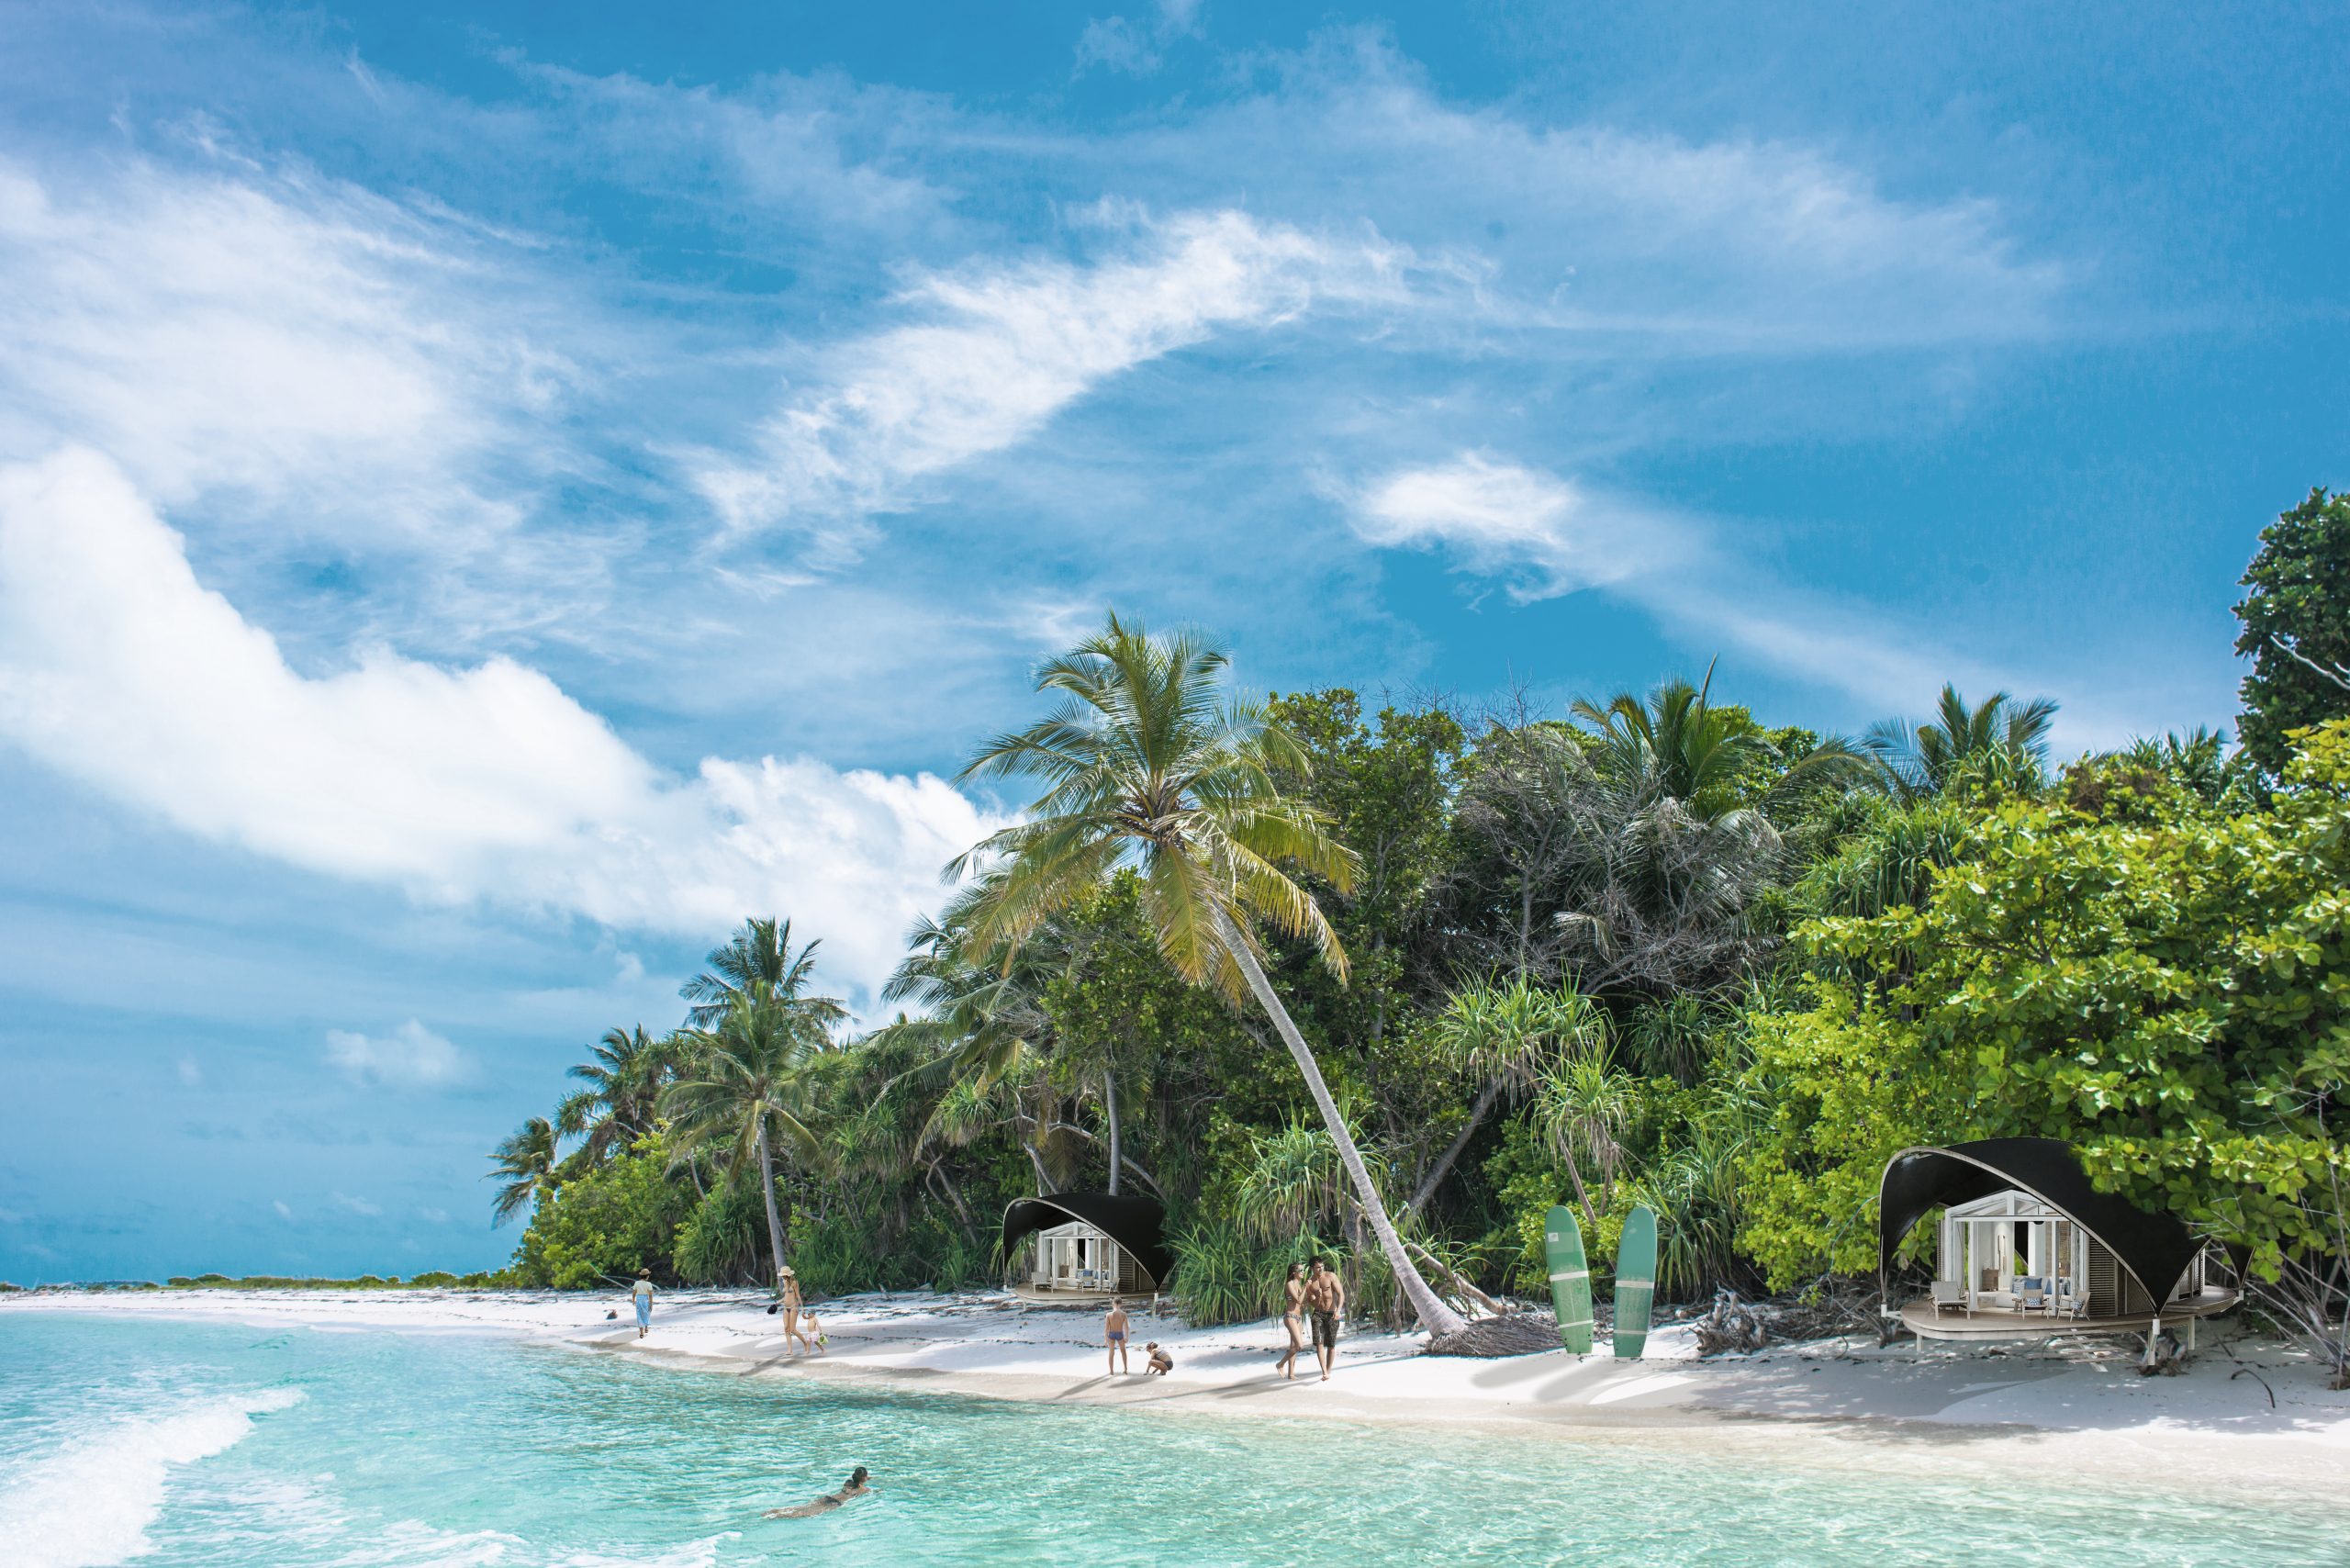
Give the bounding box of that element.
[1276,1263,1305,1380]
[777,1265,815,1355]
[632,1270,655,1339]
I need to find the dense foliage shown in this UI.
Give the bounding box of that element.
[483,498,2346,1366]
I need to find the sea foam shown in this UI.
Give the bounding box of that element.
[0,1385,303,1568]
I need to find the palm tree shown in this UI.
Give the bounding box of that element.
[1569,662,1856,822]
[681,917,833,1028]
[1864,684,2058,801]
[555,1025,674,1165]
[948,613,1470,1338]
[661,919,846,1284]
[487,1115,560,1226]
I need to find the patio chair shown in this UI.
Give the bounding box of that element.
[2018,1283,2047,1314]
[1930,1281,1969,1318]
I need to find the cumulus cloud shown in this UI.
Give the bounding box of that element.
[0,450,1002,998]
[696,209,1413,553]
[332,1192,383,1216]
[273,1201,296,1221]
[325,1020,473,1090]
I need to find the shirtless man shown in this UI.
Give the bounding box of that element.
[1103,1298,1132,1373]
[765,1466,874,1518]
[1305,1260,1345,1382]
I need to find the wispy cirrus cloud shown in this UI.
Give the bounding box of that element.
[1343,449,2117,732]
[692,207,1418,555]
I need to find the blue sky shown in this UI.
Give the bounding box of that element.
[0,0,2342,1281]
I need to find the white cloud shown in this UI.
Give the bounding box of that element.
[696,209,1412,553]
[176,1055,202,1087]
[273,1201,296,1222]
[418,1207,450,1224]
[0,449,1001,999]
[0,155,575,526]
[1347,452,1688,600]
[325,1019,473,1090]
[1348,450,2085,724]
[1075,0,1204,76]
[332,1192,383,1217]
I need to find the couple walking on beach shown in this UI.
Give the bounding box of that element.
[1279,1260,1344,1382]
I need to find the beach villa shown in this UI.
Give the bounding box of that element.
[1880,1137,2239,1346]
[1001,1193,1169,1303]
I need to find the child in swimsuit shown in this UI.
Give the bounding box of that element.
[1144,1341,1173,1376]
[1104,1301,1131,1373]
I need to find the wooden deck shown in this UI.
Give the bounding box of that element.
[1900,1285,2239,1341]
[1009,1283,1156,1308]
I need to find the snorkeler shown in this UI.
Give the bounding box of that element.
[765,1466,875,1519]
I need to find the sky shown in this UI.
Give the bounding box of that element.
[0,0,2343,1281]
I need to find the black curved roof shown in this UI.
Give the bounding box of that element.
[1878,1137,2201,1305]
[1002,1192,1170,1289]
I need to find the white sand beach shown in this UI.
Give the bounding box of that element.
[11,1287,2344,1500]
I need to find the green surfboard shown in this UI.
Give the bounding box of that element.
[1543,1204,1594,1354]
[1613,1204,1658,1360]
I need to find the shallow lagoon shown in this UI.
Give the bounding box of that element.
[1,1313,2339,1568]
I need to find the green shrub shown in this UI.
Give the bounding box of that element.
[509,1137,690,1289]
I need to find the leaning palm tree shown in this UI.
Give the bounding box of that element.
[1864,684,2058,801]
[949,613,1469,1338]
[487,1115,560,1226]
[659,988,838,1287]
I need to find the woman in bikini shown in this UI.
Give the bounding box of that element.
[1276,1262,1305,1380]
[778,1266,814,1355]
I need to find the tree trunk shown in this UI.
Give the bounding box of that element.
[1215,911,1468,1339]
[1025,1140,1054,1195]
[1103,1064,1121,1197]
[753,1113,789,1287]
[1409,1076,1504,1213]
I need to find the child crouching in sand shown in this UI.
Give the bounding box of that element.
[1144,1341,1173,1376]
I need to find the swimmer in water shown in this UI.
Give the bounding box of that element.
[765,1466,874,1519]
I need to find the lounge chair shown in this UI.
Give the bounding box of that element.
[1930,1281,1969,1318]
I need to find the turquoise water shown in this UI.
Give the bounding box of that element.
[0,1314,2341,1568]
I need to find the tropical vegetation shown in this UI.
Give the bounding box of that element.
[481,492,2347,1378]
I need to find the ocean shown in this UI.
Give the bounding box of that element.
[0,1311,2339,1567]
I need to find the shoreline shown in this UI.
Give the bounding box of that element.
[11,1286,2346,1499]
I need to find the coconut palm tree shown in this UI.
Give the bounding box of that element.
[487,1115,560,1226]
[1569,662,1861,822]
[948,613,1470,1338]
[555,1025,675,1166]
[1863,685,2059,801]
[681,917,836,1029]
[660,922,845,1285]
